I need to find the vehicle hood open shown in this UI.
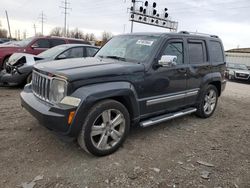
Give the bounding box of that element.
[8,53,44,66]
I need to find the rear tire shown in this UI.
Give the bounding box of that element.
[77,99,130,156]
[195,85,218,118]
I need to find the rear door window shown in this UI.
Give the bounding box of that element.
[50,39,66,47]
[188,40,207,64]
[68,40,89,44]
[60,47,84,58]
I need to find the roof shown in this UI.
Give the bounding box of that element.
[56,43,98,48]
[226,48,250,54]
[121,31,220,39]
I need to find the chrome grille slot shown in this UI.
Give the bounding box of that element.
[32,70,52,102]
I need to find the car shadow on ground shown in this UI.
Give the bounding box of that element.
[226,79,250,85]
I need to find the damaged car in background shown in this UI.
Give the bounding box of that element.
[225,62,250,82]
[0,44,99,86]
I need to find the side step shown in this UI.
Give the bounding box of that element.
[140,108,197,127]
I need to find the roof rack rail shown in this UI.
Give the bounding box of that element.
[178,31,190,34]
[178,31,219,38]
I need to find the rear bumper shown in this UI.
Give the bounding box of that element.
[20,84,77,135]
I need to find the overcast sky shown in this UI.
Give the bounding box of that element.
[0,0,250,50]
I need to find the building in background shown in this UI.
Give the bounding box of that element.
[225,48,250,69]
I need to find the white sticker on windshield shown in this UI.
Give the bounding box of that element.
[136,40,154,46]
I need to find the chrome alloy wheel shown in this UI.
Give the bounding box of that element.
[90,109,126,151]
[204,89,217,115]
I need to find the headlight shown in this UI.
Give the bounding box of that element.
[49,78,67,104]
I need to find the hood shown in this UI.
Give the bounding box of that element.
[0,45,25,53]
[34,57,145,82]
[228,68,250,74]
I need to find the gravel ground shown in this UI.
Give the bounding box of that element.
[0,81,249,188]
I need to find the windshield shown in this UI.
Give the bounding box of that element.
[9,37,34,47]
[227,63,248,70]
[95,35,160,63]
[37,45,68,58]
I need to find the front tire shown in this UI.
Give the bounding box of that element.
[78,100,130,156]
[26,73,32,84]
[196,85,218,118]
[2,57,9,70]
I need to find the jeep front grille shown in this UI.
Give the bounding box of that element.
[32,70,51,102]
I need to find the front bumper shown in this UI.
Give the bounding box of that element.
[20,84,78,135]
[0,70,29,85]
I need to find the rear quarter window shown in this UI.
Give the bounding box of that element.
[210,41,224,63]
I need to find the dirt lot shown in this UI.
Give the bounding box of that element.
[0,81,249,188]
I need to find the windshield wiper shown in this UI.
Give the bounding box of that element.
[100,55,126,61]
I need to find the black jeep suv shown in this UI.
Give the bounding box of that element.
[21,32,227,156]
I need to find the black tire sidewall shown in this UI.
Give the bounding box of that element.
[2,57,9,70]
[80,100,130,156]
[196,85,218,118]
[26,73,32,84]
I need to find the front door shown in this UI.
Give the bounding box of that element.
[140,39,188,117]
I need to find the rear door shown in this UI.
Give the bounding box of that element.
[186,38,210,105]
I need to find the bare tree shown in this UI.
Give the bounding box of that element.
[69,28,84,39]
[89,33,95,41]
[102,31,112,44]
[0,29,8,38]
[84,33,90,41]
[0,21,8,38]
[50,27,63,37]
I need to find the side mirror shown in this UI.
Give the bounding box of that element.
[31,43,39,49]
[57,54,67,60]
[158,55,177,67]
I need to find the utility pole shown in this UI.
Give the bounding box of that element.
[33,24,37,36]
[60,0,71,37]
[123,24,126,33]
[39,11,46,35]
[5,10,12,38]
[131,0,136,33]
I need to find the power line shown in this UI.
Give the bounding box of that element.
[60,0,71,37]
